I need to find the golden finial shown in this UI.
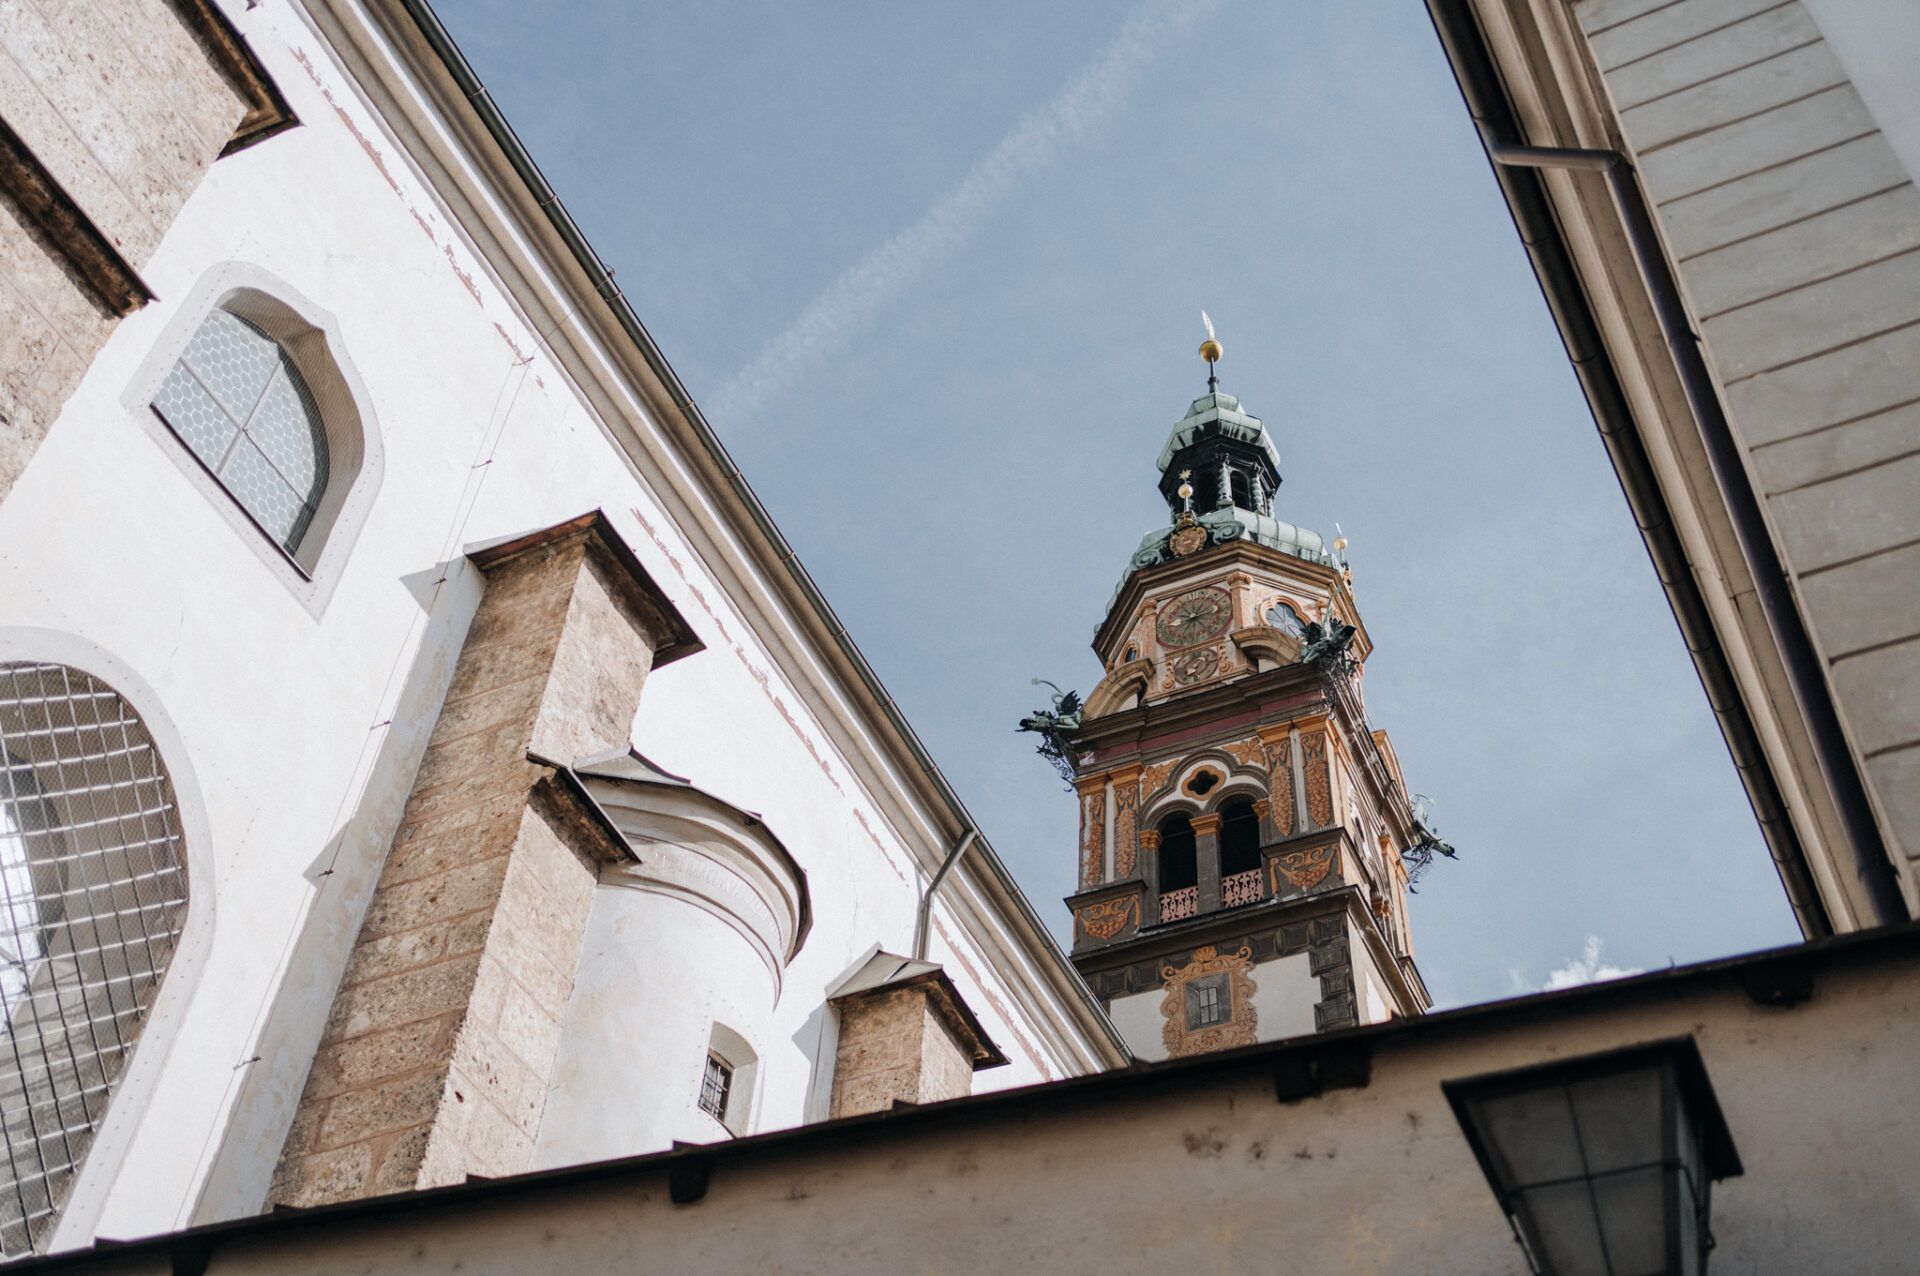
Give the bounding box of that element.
[1199,310,1223,373]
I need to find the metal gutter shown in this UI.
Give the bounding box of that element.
[387,0,1129,1063]
[1422,0,1843,937]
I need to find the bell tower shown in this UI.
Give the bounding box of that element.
[1057,335,1436,1061]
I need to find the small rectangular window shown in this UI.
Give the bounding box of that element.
[1196,984,1222,1024]
[698,1052,732,1120]
[1186,972,1231,1029]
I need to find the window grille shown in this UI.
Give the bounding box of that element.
[698,1053,732,1121]
[151,309,329,554]
[0,664,188,1257]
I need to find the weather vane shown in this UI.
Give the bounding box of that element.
[1200,310,1222,392]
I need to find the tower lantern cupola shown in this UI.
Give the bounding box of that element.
[1155,390,1281,521]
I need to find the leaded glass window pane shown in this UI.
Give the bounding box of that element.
[151,310,329,555]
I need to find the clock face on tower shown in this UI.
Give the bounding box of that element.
[1156,587,1232,649]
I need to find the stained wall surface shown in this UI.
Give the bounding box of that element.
[1572,0,1920,903]
[31,940,1920,1276]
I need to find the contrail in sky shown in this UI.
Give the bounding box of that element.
[709,0,1222,425]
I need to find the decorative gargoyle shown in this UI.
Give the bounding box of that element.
[1016,679,1083,787]
[1401,794,1459,889]
[1300,615,1359,685]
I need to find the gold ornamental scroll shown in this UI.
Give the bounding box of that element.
[1301,724,1334,828]
[1255,725,1295,835]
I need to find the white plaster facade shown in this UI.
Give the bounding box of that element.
[0,0,1122,1253]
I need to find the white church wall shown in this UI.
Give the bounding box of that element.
[0,0,1088,1247]
[534,884,776,1167]
[1105,990,1169,1062]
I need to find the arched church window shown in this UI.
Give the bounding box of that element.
[1230,469,1252,510]
[0,664,189,1257]
[151,308,330,556]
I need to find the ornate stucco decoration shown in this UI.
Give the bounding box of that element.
[1076,895,1139,942]
[577,750,811,993]
[1301,728,1334,827]
[1140,758,1181,800]
[1271,844,1335,894]
[1077,781,1107,889]
[1160,945,1258,1058]
[1112,780,1140,878]
[1221,735,1268,771]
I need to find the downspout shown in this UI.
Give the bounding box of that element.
[1479,139,1909,927]
[1420,0,1843,935]
[913,830,977,961]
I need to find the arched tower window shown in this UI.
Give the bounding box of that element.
[1266,600,1306,637]
[1229,468,1252,511]
[1157,814,1197,896]
[0,664,188,1257]
[1220,799,1262,879]
[151,308,329,555]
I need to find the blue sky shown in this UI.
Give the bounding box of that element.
[435,0,1799,1006]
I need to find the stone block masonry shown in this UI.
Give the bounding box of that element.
[829,987,975,1119]
[0,0,293,503]
[268,514,697,1207]
[826,964,1007,1119]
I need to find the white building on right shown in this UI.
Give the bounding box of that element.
[1425,0,1920,935]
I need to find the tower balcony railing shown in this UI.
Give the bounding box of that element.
[1159,886,1198,922]
[1222,867,1265,908]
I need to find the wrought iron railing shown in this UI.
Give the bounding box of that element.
[1158,885,1197,922]
[1222,868,1265,908]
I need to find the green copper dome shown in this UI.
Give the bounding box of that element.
[1156,393,1281,475]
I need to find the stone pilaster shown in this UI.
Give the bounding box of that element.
[827,962,1006,1118]
[1300,722,1334,829]
[1110,763,1143,880]
[268,514,697,1207]
[1255,725,1296,837]
[1075,774,1108,889]
[1192,812,1224,914]
[1138,827,1163,917]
